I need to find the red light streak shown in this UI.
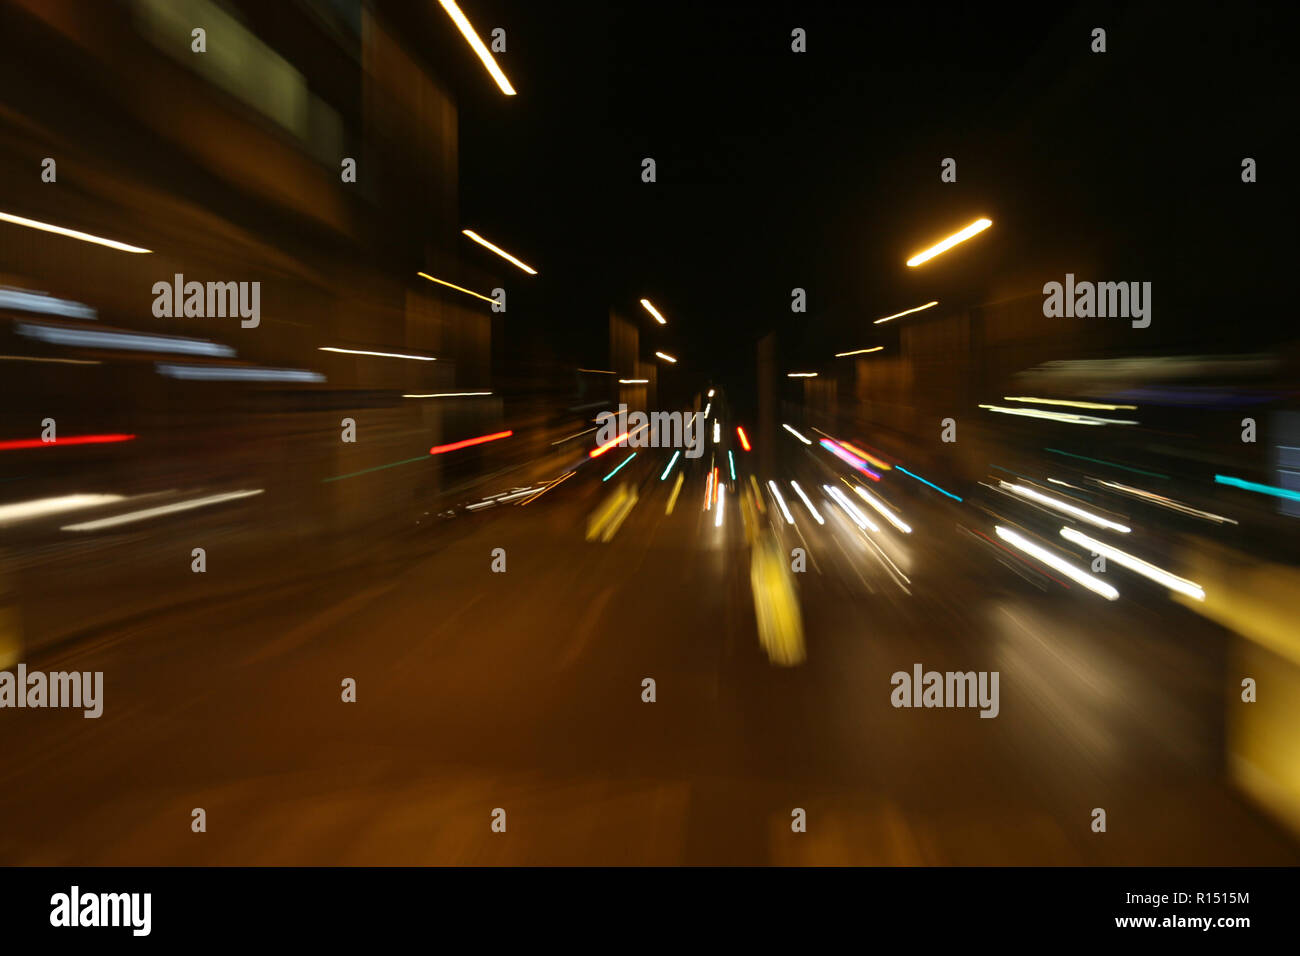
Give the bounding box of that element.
[0,433,136,451]
[429,429,513,455]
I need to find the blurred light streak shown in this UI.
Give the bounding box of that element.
[0,493,125,526]
[1060,527,1205,600]
[707,389,715,398]
[896,466,963,502]
[715,484,726,527]
[736,426,751,451]
[768,480,795,524]
[520,471,575,505]
[619,378,649,384]
[589,423,648,458]
[467,488,537,511]
[492,488,539,503]
[156,364,324,382]
[703,403,712,417]
[789,480,824,524]
[1091,479,1236,523]
[660,450,682,480]
[835,346,884,357]
[966,524,1070,590]
[1028,475,1098,501]
[788,372,817,378]
[782,424,813,445]
[461,229,535,273]
[979,403,1138,426]
[639,299,667,324]
[554,426,597,445]
[751,536,806,666]
[806,431,889,473]
[62,490,263,531]
[873,300,939,324]
[587,485,637,542]
[999,480,1131,532]
[1045,476,1089,491]
[665,471,685,514]
[819,439,882,480]
[824,484,879,532]
[705,468,715,511]
[403,391,492,398]
[1214,474,1300,502]
[713,421,720,443]
[603,452,637,481]
[578,368,616,375]
[728,450,737,480]
[981,480,1066,524]
[321,346,436,361]
[417,272,494,303]
[995,525,1119,600]
[905,218,991,267]
[0,354,101,365]
[862,531,912,591]
[0,433,135,451]
[739,485,756,542]
[0,210,151,253]
[17,322,234,357]
[0,287,96,319]
[838,440,891,471]
[1045,448,1169,479]
[654,351,677,363]
[429,430,513,455]
[852,483,912,533]
[322,455,427,483]
[437,0,516,94]
[1004,396,1136,410]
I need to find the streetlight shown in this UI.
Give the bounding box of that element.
[0,210,151,254]
[639,299,667,324]
[873,301,938,324]
[461,230,536,274]
[437,1,516,95]
[417,272,494,304]
[905,218,991,267]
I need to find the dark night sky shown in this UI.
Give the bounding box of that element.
[450,0,1293,402]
